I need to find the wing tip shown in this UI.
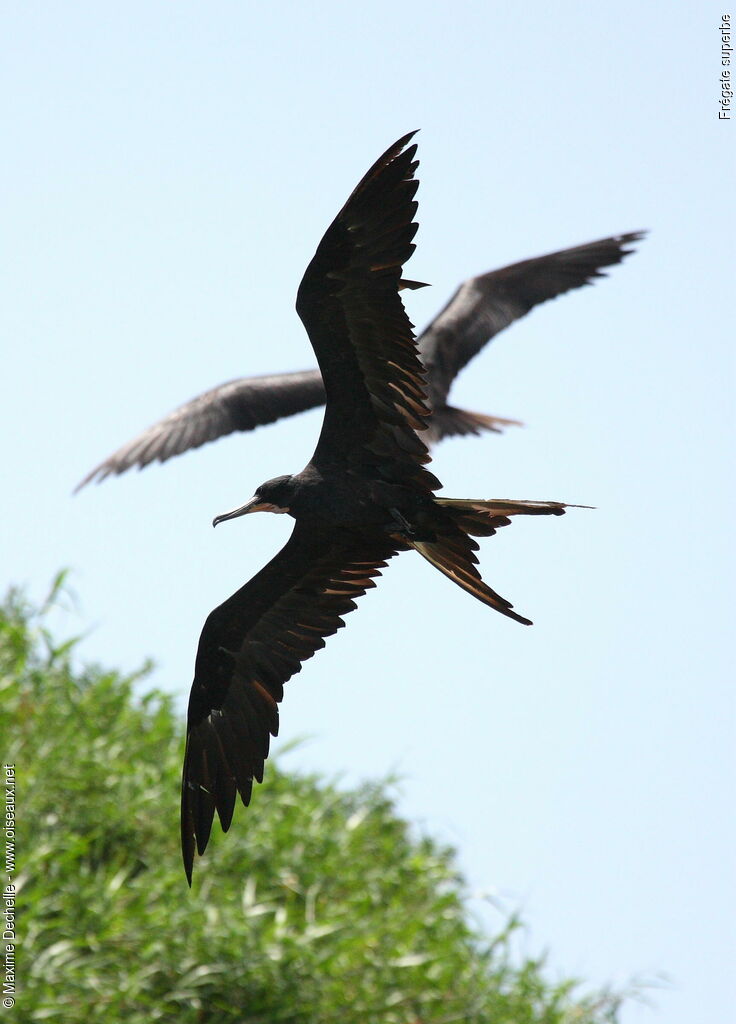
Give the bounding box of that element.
[617,228,648,245]
[181,794,195,886]
[182,849,194,887]
[72,468,102,494]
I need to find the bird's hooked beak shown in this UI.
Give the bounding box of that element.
[212,496,289,528]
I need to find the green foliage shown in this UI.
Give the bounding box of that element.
[1,581,628,1023]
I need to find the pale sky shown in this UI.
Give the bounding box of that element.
[3,4,733,1022]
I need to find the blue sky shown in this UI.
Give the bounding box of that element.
[3,3,733,1021]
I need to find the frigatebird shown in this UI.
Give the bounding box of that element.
[180,132,579,882]
[74,232,643,489]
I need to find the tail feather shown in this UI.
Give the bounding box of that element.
[435,497,572,536]
[426,405,523,443]
[407,497,579,625]
[408,537,533,624]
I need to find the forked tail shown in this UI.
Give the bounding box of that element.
[406,498,575,625]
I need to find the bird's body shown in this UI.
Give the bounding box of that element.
[180,134,576,882]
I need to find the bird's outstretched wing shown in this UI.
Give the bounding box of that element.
[181,522,398,883]
[419,231,646,440]
[295,131,439,492]
[74,371,326,491]
[74,231,644,488]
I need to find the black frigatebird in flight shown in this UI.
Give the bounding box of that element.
[180,132,580,882]
[74,229,643,489]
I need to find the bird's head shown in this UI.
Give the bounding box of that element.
[212,475,294,527]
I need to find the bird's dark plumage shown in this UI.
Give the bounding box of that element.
[183,522,398,862]
[74,229,644,490]
[180,133,574,883]
[419,231,644,441]
[74,373,327,491]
